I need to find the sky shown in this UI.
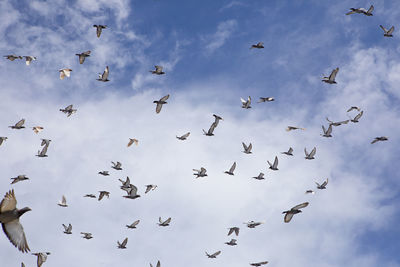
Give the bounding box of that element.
[0,0,400,266]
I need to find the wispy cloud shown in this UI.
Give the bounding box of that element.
[203,20,238,54]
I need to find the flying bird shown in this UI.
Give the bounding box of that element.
[111,161,122,170]
[150,65,165,75]
[242,142,253,154]
[203,122,216,136]
[244,221,264,228]
[371,136,388,144]
[98,191,110,201]
[119,176,131,189]
[62,224,72,234]
[206,251,221,258]
[154,94,169,113]
[58,195,68,207]
[84,194,96,198]
[225,239,237,246]
[126,220,140,229]
[40,139,51,147]
[250,261,269,266]
[193,167,208,178]
[32,252,50,267]
[176,132,190,140]
[81,232,93,239]
[98,171,109,176]
[123,185,141,199]
[349,110,363,123]
[0,137,8,146]
[93,25,107,38]
[75,50,91,64]
[4,55,22,61]
[127,138,138,147]
[250,42,264,49]
[117,237,128,249]
[258,97,274,103]
[224,162,236,175]
[380,25,394,37]
[267,156,279,170]
[0,190,31,253]
[304,147,316,160]
[59,104,77,117]
[316,178,328,189]
[326,117,349,126]
[59,68,72,80]
[36,145,48,158]
[97,66,109,82]
[281,147,293,156]
[286,126,305,131]
[321,124,333,137]
[158,217,171,226]
[347,106,361,112]
[145,185,157,194]
[305,190,315,194]
[32,126,44,134]
[346,5,374,16]
[9,119,25,129]
[212,114,224,127]
[252,172,265,180]
[23,56,36,65]
[322,67,339,84]
[283,202,309,223]
[11,175,29,184]
[241,96,252,109]
[227,227,240,236]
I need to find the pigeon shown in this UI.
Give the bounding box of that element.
[0,137,8,146]
[241,96,252,109]
[75,50,91,64]
[145,185,157,194]
[203,122,216,136]
[98,191,110,201]
[58,195,68,207]
[59,104,77,117]
[123,185,141,199]
[267,156,278,171]
[286,126,305,131]
[4,55,22,61]
[150,65,165,75]
[283,202,309,223]
[349,111,363,123]
[98,171,110,176]
[212,114,224,127]
[321,125,333,137]
[304,147,316,160]
[281,147,293,156]
[380,25,394,37]
[36,145,48,158]
[32,252,50,267]
[97,66,109,82]
[252,172,265,180]
[119,176,131,189]
[59,68,72,80]
[244,221,263,228]
[81,232,93,239]
[316,178,328,189]
[84,194,96,198]
[0,190,31,253]
[93,25,107,38]
[10,175,29,184]
[371,136,388,144]
[258,97,274,103]
[150,261,161,267]
[111,161,122,170]
[127,138,139,147]
[227,227,240,236]
[9,119,25,129]
[346,5,374,16]
[126,220,140,229]
[62,224,72,234]
[40,139,51,147]
[176,132,190,140]
[250,261,269,266]
[250,42,264,49]
[154,95,169,113]
[225,239,237,246]
[305,190,315,194]
[206,251,221,258]
[158,217,171,226]
[326,117,349,126]
[117,237,128,249]
[193,167,208,178]
[23,56,36,65]
[322,67,339,84]
[242,142,252,154]
[224,162,236,175]
[32,126,44,134]
[347,106,361,112]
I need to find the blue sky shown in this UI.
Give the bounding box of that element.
[0,0,400,266]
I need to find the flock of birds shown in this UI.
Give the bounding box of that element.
[0,4,392,267]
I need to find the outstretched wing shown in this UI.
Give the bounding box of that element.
[380,25,388,33]
[0,190,17,212]
[284,213,294,223]
[229,162,236,173]
[2,220,30,253]
[273,156,278,168]
[292,202,309,210]
[388,26,395,35]
[309,147,316,157]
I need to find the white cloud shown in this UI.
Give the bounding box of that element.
[203,20,238,54]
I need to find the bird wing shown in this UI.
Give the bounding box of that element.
[63,69,71,77]
[61,195,67,205]
[240,97,247,104]
[145,185,152,194]
[367,5,374,14]
[388,26,395,35]
[229,162,236,173]
[0,190,17,212]
[380,25,388,33]
[164,217,171,224]
[322,178,329,187]
[273,156,278,168]
[326,124,332,135]
[354,111,363,120]
[248,143,252,151]
[181,132,190,139]
[309,147,316,157]
[293,202,309,210]
[160,94,169,102]
[371,138,378,144]
[156,103,163,113]
[2,219,30,252]
[156,261,161,267]
[127,139,134,147]
[267,160,272,167]
[132,220,140,226]
[212,251,221,257]
[322,125,326,134]
[121,237,128,246]
[102,66,109,80]
[345,10,356,15]
[227,228,234,236]
[15,119,25,128]
[329,68,339,81]
[155,65,163,72]
[208,122,216,134]
[284,212,294,223]
[242,142,248,150]
[288,147,293,153]
[78,54,85,64]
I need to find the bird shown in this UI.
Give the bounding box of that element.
[32,126,44,134]
[371,136,388,144]
[283,202,309,223]
[242,142,252,154]
[321,124,333,137]
[84,194,96,198]
[154,94,169,113]
[4,55,22,61]
[346,5,374,16]
[117,237,128,249]
[111,161,122,170]
[98,191,110,201]
[326,117,349,126]
[0,190,31,253]
[286,126,305,131]
[206,251,221,258]
[59,104,77,117]
[10,175,29,184]
[150,261,161,267]
[227,227,240,236]
[250,42,264,49]
[241,96,252,109]
[203,122,216,136]
[93,25,107,38]
[21,263,25,267]
[349,111,363,123]
[23,56,36,65]
[145,185,157,194]
[97,66,109,82]
[0,137,8,146]
[193,167,208,178]
[250,261,269,266]
[126,220,140,229]
[176,132,190,140]
[305,190,315,194]
[123,185,141,199]
[380,25,394,37]
[252,172,265,180]
[281,147,293,156]
[316,178,328,189]
[9,119,25,129]
[80,232,93,239]
[224,162,236,175]
[150,65,165,75]
[75,50,91,64]
[127,138,138,147]
[36,145,48,158]
[62,224,72,234]
[32,252,50,267]
[225,238,237,246]
[347,106,361,112]
[98,171,109,176]
[322,67,339,84]
[58,195,68,207]
[59,68,72,80]
[40,139,51,148]
[258,97,274,103]
[212,114,224,127]
[267,156,278,170]
[119,176,131,189]
[158,217,171,226]
[244,221,263,228]
[304,147,316,160]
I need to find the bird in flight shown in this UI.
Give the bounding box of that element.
[347,106,361,112]
[326,117,349,127]
[9,119,25,129]
[36,145,48,158]
[346,5,374,16]
[321,124,333,137]
[227,227,240,236]
[0,137,7,146]
[32,252,51,267]
[316,178,328,189]
[58,195,68,207]
[252,172,265,180]
[97,66,109,82]
[193,167,208,178]
[10,175,29,184]
[244,221,264,228]
[203,122,216,136]
[224,162,236,175]
[145,185,157,194]
[206,251,221,258]
[81,232,93,239]
[250,42,264,49]
[267,156,279,170]
[62,223,72,234]
[93,25,107,38]
[242,142,253,154]
[304,147,316,160]
[98,191,110,201]
[283,202,309,223]
[158,217,171,226]
[322,67,339,84]
[117,237,128,249]
[59,104,77,117]
[258,97,274,103]
[281,147,293,156]
[286,126,305,131]
[225,238,237,246]
[150,261,161,267]
[75,50,91,64]
[4,55,22,61]
[176,132,190,140]
[371,136,388,144]
[241,96,252,109]
[250,261,269,266]
[348,110,363,123]
[150,65,165,75]
[98,171,109,176]
[380,25,394,37]
[32,126,44,134]
[59,68,72,80]
[126,220,140,229]
[127,138,138,147]
[23,56,36,65]
[111,161,122,170]
[154,94,170,113]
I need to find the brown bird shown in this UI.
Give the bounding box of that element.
[32,252,50,267]
[127,138,138,147]
[75,50,91,64]
[93,25,107,38]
